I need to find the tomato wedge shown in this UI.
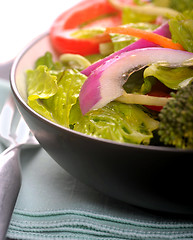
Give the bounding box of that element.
[145,81,171,111]
[50,0,122,56]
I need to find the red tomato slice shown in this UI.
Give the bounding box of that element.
[145,82,171,112]
[50,0,122,56]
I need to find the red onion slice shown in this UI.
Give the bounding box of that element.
[81,22,171,76]
[79,47,193,115]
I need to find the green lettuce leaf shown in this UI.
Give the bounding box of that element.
[110,23,157,52]
[152,0,171,8]
[35,52,64,74]
[28,99,55,122]
[170,1,193,12]
[74,102,159,145]
[26,64,87,127]
[85,54,103,64]
[35,52,55,69]
[26,65,58,122]
[44,69,87,127]
[123,67,156,95]
[110,33,138,52]
[144,64,193,90]
[122,7,157,24]
[123,67,145,93]
[69,99,83,128]
[27,65,58,100]
[154,0,193,12]
[169,11,193,52]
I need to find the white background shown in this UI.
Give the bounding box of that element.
[0,0,81,63]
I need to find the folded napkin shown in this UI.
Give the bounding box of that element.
[1,79,193,240]
[6,148,193,240]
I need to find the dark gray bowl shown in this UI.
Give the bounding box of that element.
[10,33,193,215]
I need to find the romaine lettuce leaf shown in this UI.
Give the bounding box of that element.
[74,101,159,145]
[35,52,64,73]
[170,1,193,12]
[154,0,193,12]
[69,99,83,128]
[169,11,193,52]
[26,65,87,127]
[26,65,58,122]
[123,67,145,93]
[144,64,193,90]
[27,65,58,101]
[35,52,55,69]
[85,54,103,64]
[110,33,138,52]
[28,99,55,122]
[122,7,156,24]
[110,23,157,52]
[44,69,87,127]
[123,67,156,95]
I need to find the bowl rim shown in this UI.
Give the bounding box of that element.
[10,32,193,154]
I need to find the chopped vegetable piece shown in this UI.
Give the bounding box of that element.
[81,22,171,76]
[169,11,193,52]
[79,47,193,115]
[105,26,185,50]
[116,90,170,106]
[74,101,159,145]
[60,53,91,70]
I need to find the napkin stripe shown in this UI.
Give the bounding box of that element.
[8,216,193,240]
[13,209,193,229]
[8,230,129,240]
[7,227,193,240]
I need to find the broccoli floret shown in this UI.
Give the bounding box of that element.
[158,83,193,149]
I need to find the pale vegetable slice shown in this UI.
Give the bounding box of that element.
[60,53,91,70]
[116,91,170,106]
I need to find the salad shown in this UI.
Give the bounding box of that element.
[26,0,193,149]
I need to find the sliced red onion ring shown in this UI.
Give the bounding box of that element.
[79,47,193,115]
[81,22,171,76]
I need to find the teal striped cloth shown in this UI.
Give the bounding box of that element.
[1,79,193,240]
[6,148,193,240]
